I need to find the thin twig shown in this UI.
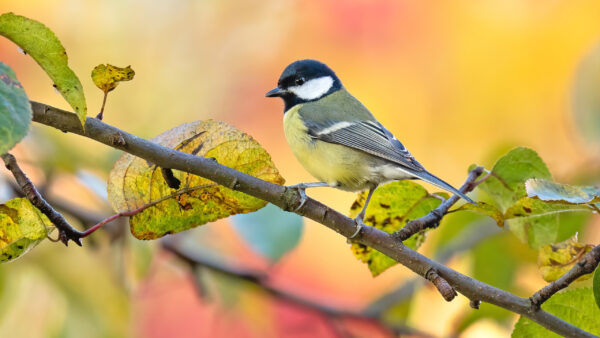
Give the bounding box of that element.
[530,244,600,309]
[80,184,214,237]
[393,166,484,241]
[1,153,84,246]
[161,237,429,338]
[2,154,215,243]
[29,101,597,337]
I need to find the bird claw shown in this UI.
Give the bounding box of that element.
[287,184,308,212]
[294,188,308,212]
[349,218,364,239]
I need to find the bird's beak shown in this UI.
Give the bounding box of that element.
[265,87,286,97]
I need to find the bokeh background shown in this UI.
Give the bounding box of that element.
[1,1,600,337]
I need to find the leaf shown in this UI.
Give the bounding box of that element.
[457,230,535,333]
[455,201,504,227]
[594,268,600,311]
[107,120,284,239]
[478,147,552,210]
[231,203,303,262]
[505,197,591,248]
[0,12,87,126]
[505,197,593,219]
[0,62,31,154]
[91,64,135,93]
[348,181,446,276]
[538,236,594,283]
[477,147,584,249]
[0,198,53,263]
[512,288,600,337]
[526,178,600,204]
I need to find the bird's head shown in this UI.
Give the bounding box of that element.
[266,59,342,111]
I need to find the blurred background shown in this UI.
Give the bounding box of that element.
[1,0,600,337]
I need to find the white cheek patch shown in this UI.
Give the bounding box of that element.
[288,76,334,100]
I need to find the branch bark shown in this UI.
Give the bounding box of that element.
[530,244,600,308]
[393,166,483,241]
[29,101,597,338]
[1,152,84,246]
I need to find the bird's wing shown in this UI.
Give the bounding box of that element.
[303,118,426,173]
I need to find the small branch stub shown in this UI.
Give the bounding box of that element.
[425,268,457,302]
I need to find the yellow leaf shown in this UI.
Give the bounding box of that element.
[107,120,285,240]
[0,198,54,263]
[348,181,446,276]
[91,64,135,93]
[538,236,594,283]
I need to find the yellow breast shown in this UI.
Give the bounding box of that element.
[282,106,372,191]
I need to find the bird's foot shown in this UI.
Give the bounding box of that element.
[287,182,329,212]
[287,184,309,212]
[349,217,365,239]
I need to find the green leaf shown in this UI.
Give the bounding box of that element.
[505,197,591,248]
[538,236,594,283]
[512,288,600,337]
[473,232,525,291]
[477,147,585,249]
[231,203,303,262]
[107,120,285,240]
[455,201,504,227]
[594,268,600,311]
[525,178,600,204]
[0,198,53,263]
[348,181,446,276]
[478,147,552,210]
[0,62,31,154]
[457,231,535,333]
[0,12,87,126]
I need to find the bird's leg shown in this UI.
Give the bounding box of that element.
[350,185,377,239]
[287,182,330,211]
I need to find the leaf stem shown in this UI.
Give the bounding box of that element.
[96,91,108,120]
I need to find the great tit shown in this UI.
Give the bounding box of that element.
[266,59,474,238]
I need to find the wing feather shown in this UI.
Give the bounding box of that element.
[305,119,425,172]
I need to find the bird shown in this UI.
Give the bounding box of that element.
[265,59,474,238]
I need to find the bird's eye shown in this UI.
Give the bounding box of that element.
[295,77,305,86]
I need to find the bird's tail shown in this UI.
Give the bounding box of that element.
[412,170,475,204]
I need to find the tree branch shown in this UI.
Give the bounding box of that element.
[365,220,501,317]
[29,101,596,337]
[1,152,84,246]
[161,237,431,337]
[393,166,483,241]
[530,244,600,308]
